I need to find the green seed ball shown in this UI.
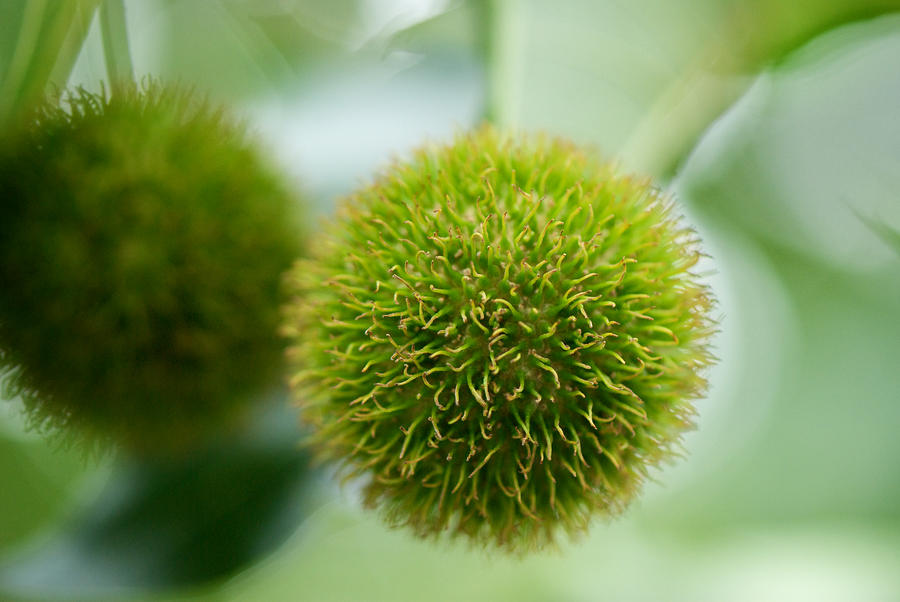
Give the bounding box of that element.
[0,83,304,452]
[284,129,716,550]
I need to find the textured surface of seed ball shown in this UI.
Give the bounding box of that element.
[0,83,304,452]
[283,129,715,550]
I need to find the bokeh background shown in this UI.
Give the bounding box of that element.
[2,1,900,600]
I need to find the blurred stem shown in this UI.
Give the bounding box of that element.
[479,0,521,127]
[0,0,49,123]
[100,0,134,88]
[0,0,101,127]
[48,2,103,90]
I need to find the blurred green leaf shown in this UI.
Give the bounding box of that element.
[644,243,900,527]
[629,0,900,176]
[0,395,318,598]
[394,0,900,177]
[133,0,364,101]
[655,15,900,527]
[856,212,900,257]
[679,14,900,269]
[390,1,483,54]
[0,433,90,551]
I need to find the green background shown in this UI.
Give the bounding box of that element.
[1,1,899,600]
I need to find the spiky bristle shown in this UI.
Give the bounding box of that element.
[283,128,716,551]
[0,82,304,452]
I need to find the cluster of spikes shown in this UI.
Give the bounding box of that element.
[0,81,302,452]
[283,128,716,551]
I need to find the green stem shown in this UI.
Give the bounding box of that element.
[0,0,100,127]
[479,0,521,128]
[49,1,104,90]
[0,0,49,124]
[100,0,134,88]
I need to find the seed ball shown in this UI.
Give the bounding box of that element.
[0,83,304,452]
[283,128,715,550]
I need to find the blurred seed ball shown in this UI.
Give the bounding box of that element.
[283,128,716,550]
[0,82,305,452]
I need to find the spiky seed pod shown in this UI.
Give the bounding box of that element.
[284,128,715,550]
[0,82,304,452]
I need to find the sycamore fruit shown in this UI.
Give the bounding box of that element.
[283,128,715,550]
[0,82,303,452]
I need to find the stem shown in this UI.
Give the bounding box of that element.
[49,1,104,90]
[0,0,49,125]
[0,0,101,127]
[479,0,522,128]
[100,0,134,88]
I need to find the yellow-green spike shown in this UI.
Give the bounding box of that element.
[283,127,716,552]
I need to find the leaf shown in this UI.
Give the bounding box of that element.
[855,211,900,258]
[0,432,91,551]
[678,14,900,269]
[658,15,900,527]
[388,0,900,178]
[0,394,319,597]
[140,0,364,100]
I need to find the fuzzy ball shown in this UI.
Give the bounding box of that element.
[0,83,304,451]
[283,129,715,550]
